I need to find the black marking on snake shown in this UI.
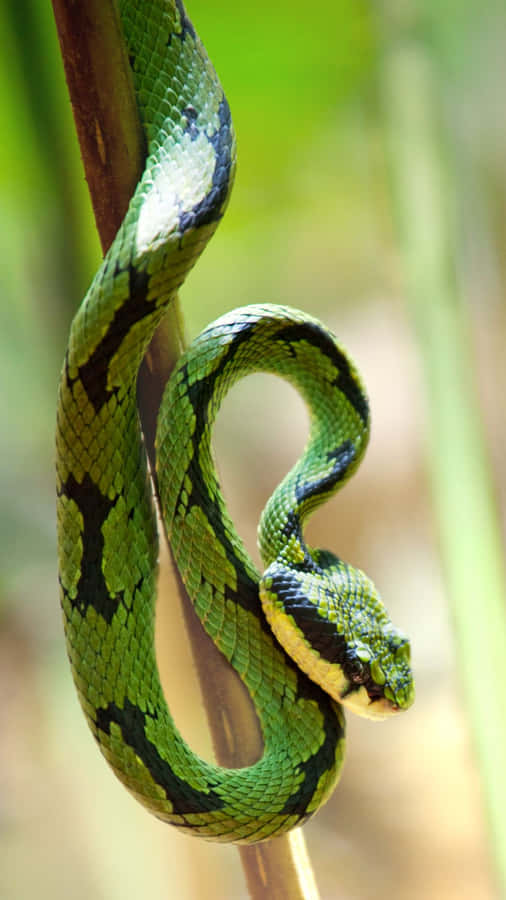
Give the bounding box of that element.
[268,563,387,702]
[280,672,344,817]
[294,440,357,506]
[95,699,225,815]
[178,99,234,232]
[279,511,319,572]
[62,473,118,623]
[275,322,369,425]
[70,266,159,413]
[177,313,263,468]
[182,105,199,141]
[175,0,197,41]
[276,568,350,665]
[60,472,148,625]
[164,0,197,46]
[172,319,272,628]
[278,441,355,552]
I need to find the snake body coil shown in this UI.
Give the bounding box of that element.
[56,0,414,843]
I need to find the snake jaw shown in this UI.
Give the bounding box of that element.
[339,686,400,721]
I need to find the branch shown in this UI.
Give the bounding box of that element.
[51,2,320,896]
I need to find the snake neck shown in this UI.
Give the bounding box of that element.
[158,304,370,597]
[258,438,364,571]
[255,322,370,572]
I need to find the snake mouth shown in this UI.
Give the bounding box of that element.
[338,684,403,720]
[366,696,401,720]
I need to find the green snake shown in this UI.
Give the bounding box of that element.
[56,0,414,844]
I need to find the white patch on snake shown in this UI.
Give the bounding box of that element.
[136,131,215,251]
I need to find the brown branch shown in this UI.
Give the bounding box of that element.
[52,2,320,896]
[52,0,144,251]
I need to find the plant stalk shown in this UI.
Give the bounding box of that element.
[380,10,506,894]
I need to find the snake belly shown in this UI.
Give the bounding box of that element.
[56,0,412,844]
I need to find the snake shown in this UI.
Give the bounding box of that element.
[56,0,414,844]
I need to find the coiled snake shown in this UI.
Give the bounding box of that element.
[56,0,414,843]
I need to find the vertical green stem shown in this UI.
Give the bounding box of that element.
[381,15,506,894]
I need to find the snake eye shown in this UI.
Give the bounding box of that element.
[348,657,368,685]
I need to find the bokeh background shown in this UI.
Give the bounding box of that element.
[1,0,505,897]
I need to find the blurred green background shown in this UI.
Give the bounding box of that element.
[1,0,505,897]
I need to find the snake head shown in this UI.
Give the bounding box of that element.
[259,549,414,721]
[338,625,414,719]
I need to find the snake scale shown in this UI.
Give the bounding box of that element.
[56,0,414,843]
